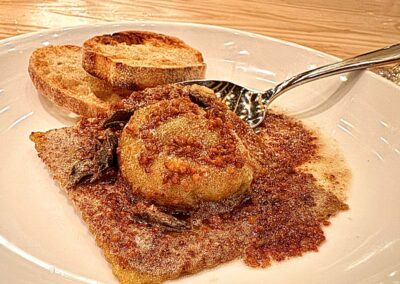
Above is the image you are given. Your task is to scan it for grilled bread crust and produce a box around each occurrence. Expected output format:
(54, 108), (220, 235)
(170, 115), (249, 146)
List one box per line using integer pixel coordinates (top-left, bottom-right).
(28, 45), (132, 117)
(82, 31), (206, 89)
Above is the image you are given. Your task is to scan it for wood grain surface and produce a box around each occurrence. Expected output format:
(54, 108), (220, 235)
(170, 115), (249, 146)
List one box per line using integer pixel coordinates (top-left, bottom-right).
(1, 0), (400, 59)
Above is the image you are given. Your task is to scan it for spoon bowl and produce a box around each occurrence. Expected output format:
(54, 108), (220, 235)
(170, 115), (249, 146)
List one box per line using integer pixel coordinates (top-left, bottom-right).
(183, 43), (400, 128)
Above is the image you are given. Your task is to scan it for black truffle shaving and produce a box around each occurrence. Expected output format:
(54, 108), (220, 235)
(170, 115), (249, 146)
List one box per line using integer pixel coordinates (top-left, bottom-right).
(132, 202), (190, 232)
(103, 110), (134, 129)
(188, 93), (210, 109)
(70, 130), (118, 186)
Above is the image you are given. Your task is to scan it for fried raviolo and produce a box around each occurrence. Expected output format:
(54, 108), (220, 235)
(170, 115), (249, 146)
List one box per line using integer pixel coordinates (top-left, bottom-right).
(119, 97), (254, 208)
(30, 84), (351, 284)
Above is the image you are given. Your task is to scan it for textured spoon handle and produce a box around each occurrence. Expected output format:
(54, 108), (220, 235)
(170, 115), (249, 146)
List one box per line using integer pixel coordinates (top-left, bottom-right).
(263, 43), (400, 104)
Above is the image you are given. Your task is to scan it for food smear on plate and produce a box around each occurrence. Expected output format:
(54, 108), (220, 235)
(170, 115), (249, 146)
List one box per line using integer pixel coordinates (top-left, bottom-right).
(30, 84), (351, 284)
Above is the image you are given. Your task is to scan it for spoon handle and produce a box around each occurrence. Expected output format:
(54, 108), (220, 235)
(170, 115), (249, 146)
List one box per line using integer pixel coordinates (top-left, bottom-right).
(262, 43), (400, 104)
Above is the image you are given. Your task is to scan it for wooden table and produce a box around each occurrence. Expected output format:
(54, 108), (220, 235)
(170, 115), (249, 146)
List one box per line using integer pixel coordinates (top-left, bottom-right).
(1, 0), (399, 82)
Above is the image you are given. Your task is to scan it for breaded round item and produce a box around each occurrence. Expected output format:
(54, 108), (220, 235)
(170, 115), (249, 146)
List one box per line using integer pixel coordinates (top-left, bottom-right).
(119, 98), (254, 208)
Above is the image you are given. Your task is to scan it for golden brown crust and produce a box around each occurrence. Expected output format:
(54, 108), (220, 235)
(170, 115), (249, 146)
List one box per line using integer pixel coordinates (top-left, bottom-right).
(82, 31), (206, 89)
(28, 45), (132, 117)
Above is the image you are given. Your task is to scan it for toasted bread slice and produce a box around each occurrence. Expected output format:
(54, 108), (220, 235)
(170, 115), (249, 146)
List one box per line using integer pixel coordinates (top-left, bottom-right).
(82, 31), (206, 89)
(28, 45), (132, 117)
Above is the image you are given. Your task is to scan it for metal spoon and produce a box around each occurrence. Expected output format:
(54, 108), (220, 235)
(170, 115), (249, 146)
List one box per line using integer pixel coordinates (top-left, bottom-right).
(182, 43), (400, 128)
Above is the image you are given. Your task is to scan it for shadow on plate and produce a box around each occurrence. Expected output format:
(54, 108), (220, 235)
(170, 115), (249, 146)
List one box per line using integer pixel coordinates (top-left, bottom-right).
(38, 93), (79, 126)
(291, 72), (362, 119)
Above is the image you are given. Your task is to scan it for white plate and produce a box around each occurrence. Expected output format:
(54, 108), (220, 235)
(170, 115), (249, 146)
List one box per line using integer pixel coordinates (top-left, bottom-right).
(0, 22), (399, 284)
